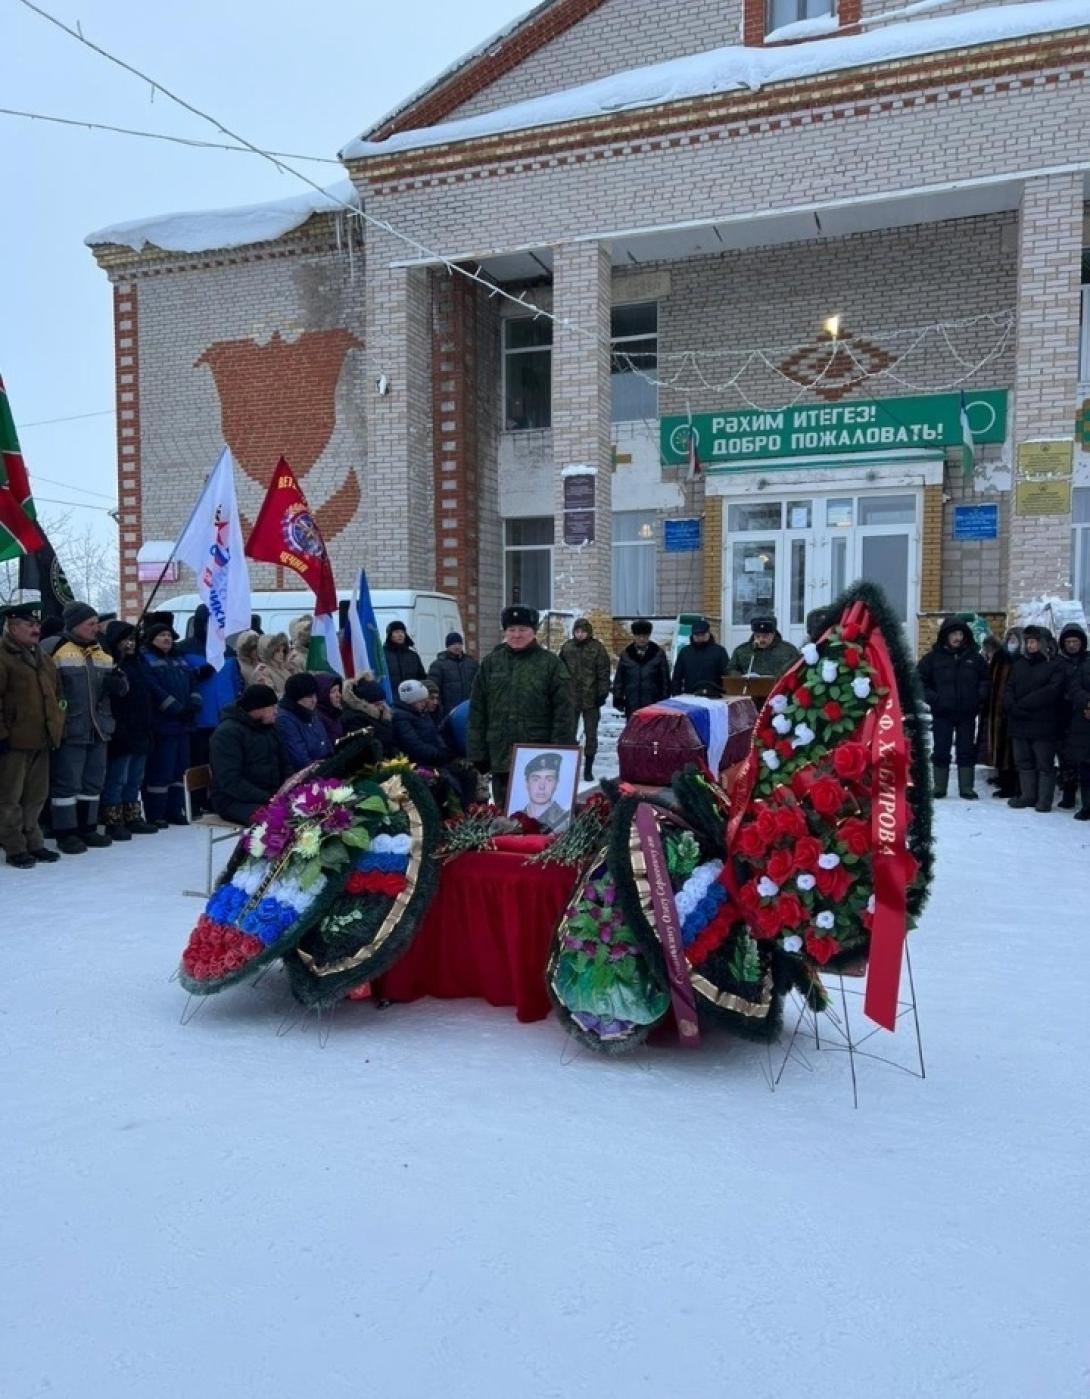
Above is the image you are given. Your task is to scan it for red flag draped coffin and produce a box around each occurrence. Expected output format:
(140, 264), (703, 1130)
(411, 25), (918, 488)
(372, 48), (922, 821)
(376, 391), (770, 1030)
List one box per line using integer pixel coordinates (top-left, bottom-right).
(618, 696), (758, 785)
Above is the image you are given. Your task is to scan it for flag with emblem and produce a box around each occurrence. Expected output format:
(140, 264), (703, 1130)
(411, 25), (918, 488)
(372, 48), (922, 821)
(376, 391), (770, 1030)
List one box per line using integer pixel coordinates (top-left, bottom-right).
(245, 457), (341, 674)
(0, 375), (47, 561)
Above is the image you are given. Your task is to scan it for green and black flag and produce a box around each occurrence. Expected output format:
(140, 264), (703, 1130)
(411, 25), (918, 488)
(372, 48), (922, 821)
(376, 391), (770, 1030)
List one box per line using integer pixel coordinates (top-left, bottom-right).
(0, 374), (46, 561)
(19, 528), (74, 619)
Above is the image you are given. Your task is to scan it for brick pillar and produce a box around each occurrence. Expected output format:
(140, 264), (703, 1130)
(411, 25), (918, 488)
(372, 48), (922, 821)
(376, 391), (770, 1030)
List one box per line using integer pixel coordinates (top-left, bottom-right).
(702, 495), (723, 627)
(1008, 173), (1082, 610)
(113, 281), (143, 615)
(551, 241), (613, 633)
(365, 242), (434, 587)
(432, 274), (486, 652)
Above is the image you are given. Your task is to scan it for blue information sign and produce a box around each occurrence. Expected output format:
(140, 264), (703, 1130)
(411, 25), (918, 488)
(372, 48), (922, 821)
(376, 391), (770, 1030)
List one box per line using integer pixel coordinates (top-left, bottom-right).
(664, 518), (701, 553)
(952, 504), (999, 541)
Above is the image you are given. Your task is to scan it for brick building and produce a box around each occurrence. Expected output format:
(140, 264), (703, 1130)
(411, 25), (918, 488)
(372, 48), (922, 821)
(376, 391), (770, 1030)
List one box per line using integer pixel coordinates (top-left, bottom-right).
(88, 0), (1090, 654)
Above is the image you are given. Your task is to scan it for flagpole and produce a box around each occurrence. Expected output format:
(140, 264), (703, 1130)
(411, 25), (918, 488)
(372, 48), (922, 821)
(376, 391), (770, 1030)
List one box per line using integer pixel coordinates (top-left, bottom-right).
(134, 460), (214, 630)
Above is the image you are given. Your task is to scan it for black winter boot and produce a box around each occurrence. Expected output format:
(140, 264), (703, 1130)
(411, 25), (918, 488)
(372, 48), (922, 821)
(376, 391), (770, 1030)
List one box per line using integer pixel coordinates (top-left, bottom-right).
(77, 799), (112, 847)
(56, 832), (87, 855)
(932, 765), (950, 798)
(102, 805), (132, 841)
(1035, 772), (1057, 813)
(1059, 782), (1078, 811)
(583, 757), (594, 783)
(1008, 771), (1037, 809)
(957, 767), (979, 800)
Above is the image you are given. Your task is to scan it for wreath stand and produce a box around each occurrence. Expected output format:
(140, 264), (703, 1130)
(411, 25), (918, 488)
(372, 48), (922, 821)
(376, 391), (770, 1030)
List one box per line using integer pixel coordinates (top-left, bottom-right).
(767, 943), (925, 1109)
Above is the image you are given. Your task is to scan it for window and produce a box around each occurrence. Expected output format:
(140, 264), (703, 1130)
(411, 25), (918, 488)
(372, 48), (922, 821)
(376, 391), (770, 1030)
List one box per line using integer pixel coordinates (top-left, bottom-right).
(858, 494), (916, 526)
(503, 317), (552, 431)
(767, 0), (835, 30)
(1073, 487), (1090, 616)
(612, 511), (656, 615)
(729, 501), (782, 533)
(610, 303), (658, 423)
(504, 517), (554, 611)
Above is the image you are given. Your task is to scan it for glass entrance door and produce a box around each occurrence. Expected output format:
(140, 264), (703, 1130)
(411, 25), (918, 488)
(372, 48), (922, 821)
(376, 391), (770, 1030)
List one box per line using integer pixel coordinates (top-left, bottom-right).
(723, 489), (921, 652)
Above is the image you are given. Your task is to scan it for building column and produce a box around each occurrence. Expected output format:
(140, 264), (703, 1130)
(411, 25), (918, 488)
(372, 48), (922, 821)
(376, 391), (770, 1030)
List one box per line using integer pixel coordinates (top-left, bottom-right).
(364, 241), (434, 588)
(550, 240), (613, 635)
(1008, 173), (1082, 610)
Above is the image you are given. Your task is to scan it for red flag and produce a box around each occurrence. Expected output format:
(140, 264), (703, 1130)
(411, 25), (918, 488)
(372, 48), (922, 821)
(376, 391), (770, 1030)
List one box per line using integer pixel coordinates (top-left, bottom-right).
(686, 424), (702, 483)
(0, 374), (46, 560)
(244, 457), (336, 613)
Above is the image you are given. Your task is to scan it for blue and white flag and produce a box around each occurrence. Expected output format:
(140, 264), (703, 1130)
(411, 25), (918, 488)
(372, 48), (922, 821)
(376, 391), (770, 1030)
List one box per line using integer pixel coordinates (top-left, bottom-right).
(348, 567), (392, 703)
(174, 446), (251, 671)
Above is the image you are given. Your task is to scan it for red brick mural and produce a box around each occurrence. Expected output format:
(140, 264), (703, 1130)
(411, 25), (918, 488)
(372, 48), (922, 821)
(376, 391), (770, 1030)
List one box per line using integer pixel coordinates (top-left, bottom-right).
(196, 328), (362, 543)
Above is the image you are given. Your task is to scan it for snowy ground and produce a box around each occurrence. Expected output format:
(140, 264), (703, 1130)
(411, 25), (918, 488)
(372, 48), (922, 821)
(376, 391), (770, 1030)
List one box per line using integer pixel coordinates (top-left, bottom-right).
(3, 741), (1089, 1397)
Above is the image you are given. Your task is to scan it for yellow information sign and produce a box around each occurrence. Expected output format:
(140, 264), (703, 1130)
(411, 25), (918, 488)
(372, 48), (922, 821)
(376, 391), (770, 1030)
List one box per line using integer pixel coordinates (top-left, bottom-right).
(1014, 479), (1072, 516)
(1017, 440), (1074, 478)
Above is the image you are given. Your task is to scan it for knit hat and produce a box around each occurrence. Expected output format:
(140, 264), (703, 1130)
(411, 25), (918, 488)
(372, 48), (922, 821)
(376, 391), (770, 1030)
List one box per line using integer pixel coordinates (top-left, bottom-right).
(62, 600), (98, 630)
(284, 672), (319, 702)
(398, 679), (430, 705)
(239, 683), (278, 713)
(445, 631), (463, 647)
(424, 677), (441, 696)
(631, 619), (653, 637)
(501, 604), (539, 630)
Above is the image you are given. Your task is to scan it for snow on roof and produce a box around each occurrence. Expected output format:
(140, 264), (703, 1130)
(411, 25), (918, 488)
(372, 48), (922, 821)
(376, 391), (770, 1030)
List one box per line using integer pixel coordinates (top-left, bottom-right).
(341, 0), (1085, 160)
(85, 179), (359, 255)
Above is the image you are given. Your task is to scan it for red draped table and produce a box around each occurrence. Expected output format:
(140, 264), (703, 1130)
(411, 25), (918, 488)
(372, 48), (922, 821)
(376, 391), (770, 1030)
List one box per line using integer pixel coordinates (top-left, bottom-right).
(372, 848), (580, 1022)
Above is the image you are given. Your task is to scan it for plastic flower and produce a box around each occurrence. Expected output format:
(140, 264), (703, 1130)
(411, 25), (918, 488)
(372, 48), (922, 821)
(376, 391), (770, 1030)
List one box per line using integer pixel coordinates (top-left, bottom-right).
(866, 894), (876, 913)
(823, 701), (843, 721)
(761, 750), (781, 770)
(772, 714), (792, 735)
(796, 872), (816, 892)
(821, 659), (838, 683)
(296, 824), (322, 859)
(782, 934), (803, 953)
(792, 722), (815, 748)
(329, 784), (355, 802)
(795, 686), (813, 709)
(757, 875), (780, 898)
(769, 693), (788, 714)
(832, 743), (868, 783)
(818, 852), (841, 869)
(805, 932), (841, 964)
(815, 910), (836, 930)
(801, 643), (819, 666)
(852, 676), (872, 699)
(246, 824), (267, 859)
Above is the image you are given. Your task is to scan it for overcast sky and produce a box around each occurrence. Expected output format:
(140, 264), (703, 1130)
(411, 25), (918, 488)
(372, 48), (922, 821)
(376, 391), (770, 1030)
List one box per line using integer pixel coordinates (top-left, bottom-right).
(0, 0), (523, 545)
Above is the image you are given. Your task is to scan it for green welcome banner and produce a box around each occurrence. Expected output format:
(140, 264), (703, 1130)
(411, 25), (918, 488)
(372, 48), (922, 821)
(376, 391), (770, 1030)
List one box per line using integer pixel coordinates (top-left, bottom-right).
(660, 389), (1008, 470)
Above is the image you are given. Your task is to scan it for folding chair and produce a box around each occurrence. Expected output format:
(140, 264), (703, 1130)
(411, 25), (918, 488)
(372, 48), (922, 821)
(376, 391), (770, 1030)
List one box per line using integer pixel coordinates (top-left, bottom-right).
(182, 765), (244, 899)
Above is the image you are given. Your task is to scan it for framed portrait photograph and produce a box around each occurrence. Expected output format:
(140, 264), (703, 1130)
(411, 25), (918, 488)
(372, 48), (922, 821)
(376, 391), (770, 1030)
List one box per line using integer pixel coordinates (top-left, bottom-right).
(504, 744), (582, 834)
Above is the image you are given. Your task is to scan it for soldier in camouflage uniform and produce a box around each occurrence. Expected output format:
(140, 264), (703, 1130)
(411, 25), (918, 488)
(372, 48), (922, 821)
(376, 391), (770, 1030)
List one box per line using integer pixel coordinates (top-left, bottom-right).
(559, 618), (611, 782)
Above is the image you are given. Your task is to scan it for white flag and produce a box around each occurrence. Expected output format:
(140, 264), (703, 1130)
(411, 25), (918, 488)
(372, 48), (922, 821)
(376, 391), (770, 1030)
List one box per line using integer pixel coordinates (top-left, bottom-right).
(174, 447), (251, 671)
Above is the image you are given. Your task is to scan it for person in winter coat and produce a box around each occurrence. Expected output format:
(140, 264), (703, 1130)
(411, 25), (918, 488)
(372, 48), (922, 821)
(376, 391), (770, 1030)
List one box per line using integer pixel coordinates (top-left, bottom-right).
(427, 632), (479, 717)
(235, 629), (262, 687)
(384, 620), (427, 693)
(983, 627), (1022, 798)
(141, 621), (201, 826)
(467, 604), (577, 804)
(916, 617), (990, 799)
(727, 615), (800, 679)
(288, 615), (312, 674)
(672, 618), (730, 697)
(177, 603), (242, 797)
(1056, 623), (1088, 809)
(209, 684), (289, 825)
(393, 679), (477, 808)
(0, 594), (65, 868)
(100, 621), (158, 839)
(314, 673), (345, 748)
(341, 675), (396, 755)
(1003, 625), (1065, 811)
(612, 618), (671, 718)
(255, 632), (294, 697)
(41, 600), (129, 853)
(276, 671), (333, 773)
(1066, 649), (1090, 820)
(560, 618), (612, 781)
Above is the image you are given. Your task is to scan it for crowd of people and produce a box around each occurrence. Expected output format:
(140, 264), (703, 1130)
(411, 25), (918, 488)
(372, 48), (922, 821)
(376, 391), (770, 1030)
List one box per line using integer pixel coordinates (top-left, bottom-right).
(3, 590), (1087, 873)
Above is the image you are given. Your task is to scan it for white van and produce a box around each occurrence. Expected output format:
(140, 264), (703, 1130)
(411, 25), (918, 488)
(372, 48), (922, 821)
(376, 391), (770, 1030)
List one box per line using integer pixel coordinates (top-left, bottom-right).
(160, 589), (464, 669)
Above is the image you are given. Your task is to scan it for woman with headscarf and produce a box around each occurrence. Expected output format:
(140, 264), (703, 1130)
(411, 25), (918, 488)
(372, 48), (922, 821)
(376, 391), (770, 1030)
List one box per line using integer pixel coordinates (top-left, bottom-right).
(314, 673), (345, 748)
(983, 626), (1022, 798)
(255, 632), (293, 698)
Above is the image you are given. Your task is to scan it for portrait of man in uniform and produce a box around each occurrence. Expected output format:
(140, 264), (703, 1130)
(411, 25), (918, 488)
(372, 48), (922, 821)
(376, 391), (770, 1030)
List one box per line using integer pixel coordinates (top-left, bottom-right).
(505, 745), (580, 833)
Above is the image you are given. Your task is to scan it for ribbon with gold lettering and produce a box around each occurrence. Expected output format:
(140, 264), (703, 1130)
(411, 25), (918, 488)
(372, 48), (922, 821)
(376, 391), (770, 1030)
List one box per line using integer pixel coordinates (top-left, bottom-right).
(863, 626), (910, 1030)
(633, 803), (701, 1046)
